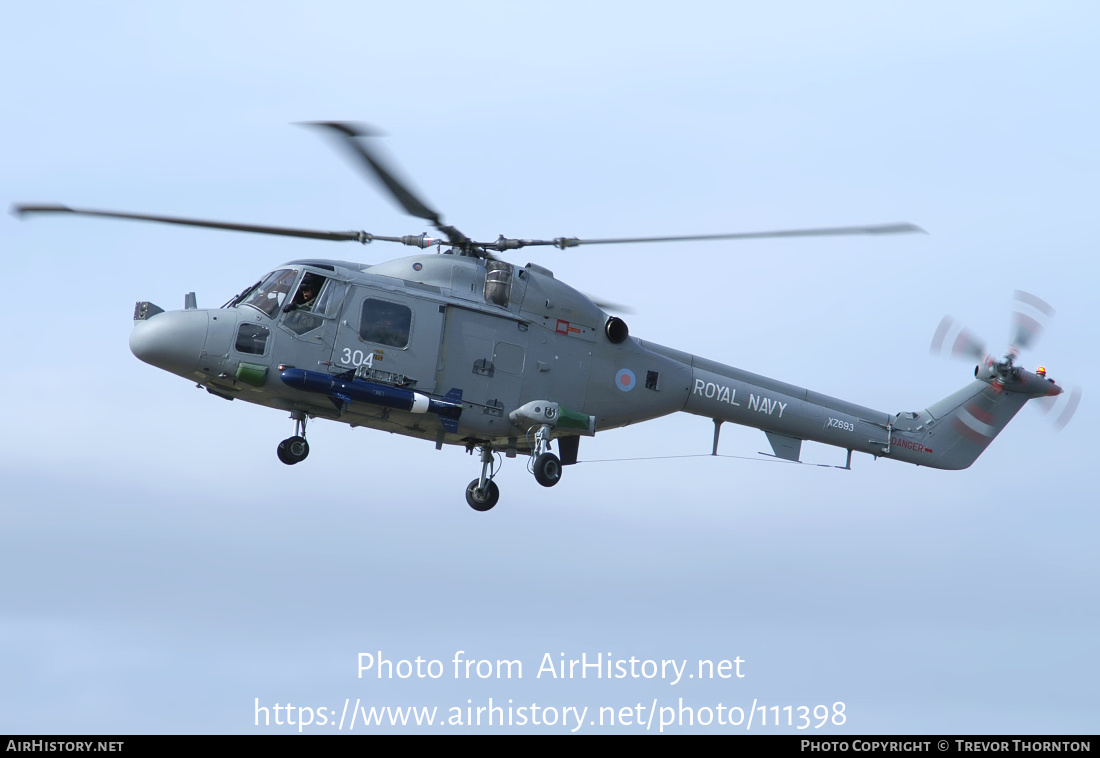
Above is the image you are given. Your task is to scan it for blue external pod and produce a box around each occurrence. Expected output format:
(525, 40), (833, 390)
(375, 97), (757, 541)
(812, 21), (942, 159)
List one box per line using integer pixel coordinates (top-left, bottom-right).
(280, 368), (463, 432)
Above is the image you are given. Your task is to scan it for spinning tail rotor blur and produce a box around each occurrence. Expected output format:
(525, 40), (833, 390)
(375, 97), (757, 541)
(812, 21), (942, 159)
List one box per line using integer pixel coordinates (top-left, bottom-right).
(930, 291), (1081, 431)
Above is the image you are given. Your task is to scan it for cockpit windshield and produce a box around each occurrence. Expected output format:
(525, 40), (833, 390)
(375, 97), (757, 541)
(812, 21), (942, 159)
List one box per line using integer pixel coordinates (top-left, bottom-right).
(235, 269), (297, 318)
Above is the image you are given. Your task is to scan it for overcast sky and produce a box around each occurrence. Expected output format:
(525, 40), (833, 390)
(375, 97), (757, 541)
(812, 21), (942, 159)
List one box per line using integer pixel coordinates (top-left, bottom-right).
(1, 1), (1096, 734)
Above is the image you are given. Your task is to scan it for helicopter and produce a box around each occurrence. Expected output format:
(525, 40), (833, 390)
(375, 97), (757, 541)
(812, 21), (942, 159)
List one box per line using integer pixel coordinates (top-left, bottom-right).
(13, 122), (1080, 511)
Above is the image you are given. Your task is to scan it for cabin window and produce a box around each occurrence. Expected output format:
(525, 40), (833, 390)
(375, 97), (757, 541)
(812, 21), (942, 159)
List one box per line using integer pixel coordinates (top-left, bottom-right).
(235, 323), (270, 355)
(359, 298), (411, 348)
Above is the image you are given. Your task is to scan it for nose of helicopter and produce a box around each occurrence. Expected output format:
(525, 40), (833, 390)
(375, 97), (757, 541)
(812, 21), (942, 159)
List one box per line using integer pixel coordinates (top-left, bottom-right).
(129, 308), (208, 376)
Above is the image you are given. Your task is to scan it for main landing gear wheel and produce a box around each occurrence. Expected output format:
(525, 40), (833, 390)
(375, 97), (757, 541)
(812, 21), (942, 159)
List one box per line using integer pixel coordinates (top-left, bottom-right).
(533, 452), (562, 487)
(277, 435), (309, 465)
(465, 479), (500, 511)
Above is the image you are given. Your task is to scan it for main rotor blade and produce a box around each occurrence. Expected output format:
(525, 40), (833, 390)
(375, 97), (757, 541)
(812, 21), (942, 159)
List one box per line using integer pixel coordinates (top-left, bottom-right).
(488, 222), (926, 250)
(12, 204), (388, 244)
(305, 122), (439, 224)
(584, 294), (635, 314)
(304, 121), (474, 249)
(566, 222), (926, 246)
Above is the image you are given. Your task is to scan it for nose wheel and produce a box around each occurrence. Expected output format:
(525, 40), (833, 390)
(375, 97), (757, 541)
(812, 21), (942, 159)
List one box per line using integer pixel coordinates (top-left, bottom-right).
(278, 411), (310, 465)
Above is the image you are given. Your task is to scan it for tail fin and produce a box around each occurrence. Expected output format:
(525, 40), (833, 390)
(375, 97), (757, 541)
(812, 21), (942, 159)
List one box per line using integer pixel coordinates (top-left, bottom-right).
(920, 381), (1030, 470)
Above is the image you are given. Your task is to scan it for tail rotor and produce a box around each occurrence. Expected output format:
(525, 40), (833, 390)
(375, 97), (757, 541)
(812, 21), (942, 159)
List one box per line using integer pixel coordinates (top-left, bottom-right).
(930, 315), (989, 363)
(1009, 289), (1056, 355)
(930, 291), (1080, 431)
(1034, 385), (1082, 432)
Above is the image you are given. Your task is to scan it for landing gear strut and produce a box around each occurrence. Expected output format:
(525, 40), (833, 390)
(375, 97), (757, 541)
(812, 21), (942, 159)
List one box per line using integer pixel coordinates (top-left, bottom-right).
(530, 424), (561, 487)
(277, 411), (310, 465)
(465, 446), (499, 511)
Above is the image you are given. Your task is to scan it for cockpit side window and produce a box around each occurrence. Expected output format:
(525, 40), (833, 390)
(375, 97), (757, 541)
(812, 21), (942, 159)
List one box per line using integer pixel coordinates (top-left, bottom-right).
(282, 274), (347, 335)
(241, 269), (297, 318)
(285, 272), (327, 313)
(313, 279), (347, 318)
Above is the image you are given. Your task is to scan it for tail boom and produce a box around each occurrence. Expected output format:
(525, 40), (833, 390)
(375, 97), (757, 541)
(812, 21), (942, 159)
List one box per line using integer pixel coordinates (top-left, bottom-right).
(641, 340), (1050, 470)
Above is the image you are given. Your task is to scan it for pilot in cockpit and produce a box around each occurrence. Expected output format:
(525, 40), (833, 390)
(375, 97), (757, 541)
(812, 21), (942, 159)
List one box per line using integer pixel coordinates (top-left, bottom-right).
(287, 273), (325, 312)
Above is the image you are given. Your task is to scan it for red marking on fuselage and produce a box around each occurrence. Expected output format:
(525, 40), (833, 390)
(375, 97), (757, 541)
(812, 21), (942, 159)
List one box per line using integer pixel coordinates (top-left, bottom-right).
(891, 436), (933, 453)
(555, 319), (580, 336)
(965, 402), (994, 425)
(951, 416), (991, 444)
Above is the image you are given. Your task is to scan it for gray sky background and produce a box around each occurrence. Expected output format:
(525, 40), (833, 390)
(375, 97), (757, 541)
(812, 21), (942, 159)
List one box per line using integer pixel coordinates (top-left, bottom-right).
(2, 1), (1096, 734)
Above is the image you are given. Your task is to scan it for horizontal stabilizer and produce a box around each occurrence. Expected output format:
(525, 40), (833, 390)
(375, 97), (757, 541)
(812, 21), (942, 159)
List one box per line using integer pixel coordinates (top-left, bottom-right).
(765, 431), (802, 462)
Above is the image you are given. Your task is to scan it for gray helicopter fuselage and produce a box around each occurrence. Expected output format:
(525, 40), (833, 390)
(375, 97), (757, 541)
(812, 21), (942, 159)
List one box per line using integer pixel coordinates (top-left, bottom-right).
(131, 253), (689, 448)
(130, 251), (1059, 471)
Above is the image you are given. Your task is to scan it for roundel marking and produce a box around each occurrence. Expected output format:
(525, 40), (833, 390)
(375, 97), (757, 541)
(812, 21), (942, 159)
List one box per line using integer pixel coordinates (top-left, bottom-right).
(615, 368), (636, 392)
